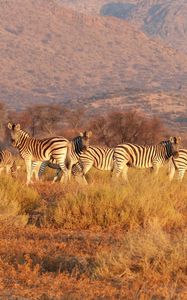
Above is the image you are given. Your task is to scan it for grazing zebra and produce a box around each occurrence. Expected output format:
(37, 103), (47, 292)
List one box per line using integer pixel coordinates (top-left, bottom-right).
(112, 137), (181, 182)
(0, 149), (17, 177)
(72, 146), (115, 184)
(7, 123), (71, 184)
(167, 148), (187, 181)
(35, 131), (92, 182)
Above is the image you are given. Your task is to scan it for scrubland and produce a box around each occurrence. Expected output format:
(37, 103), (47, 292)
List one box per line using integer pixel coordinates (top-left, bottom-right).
(0, 165), (186, 299)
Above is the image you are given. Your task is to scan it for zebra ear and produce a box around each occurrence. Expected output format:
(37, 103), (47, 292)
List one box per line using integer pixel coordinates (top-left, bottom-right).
(86, 131), (92, 138)
(7, 122), (12, 129)
(15, 124), (21, 131)
(79, 132), (84, 137)
(170, 136), (181, 144)
(169, 137), (174, 143)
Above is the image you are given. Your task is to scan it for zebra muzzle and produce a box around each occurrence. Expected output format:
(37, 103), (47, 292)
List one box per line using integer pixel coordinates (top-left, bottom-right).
(11, 139), (16, 147)
(173, 151), (179, 159)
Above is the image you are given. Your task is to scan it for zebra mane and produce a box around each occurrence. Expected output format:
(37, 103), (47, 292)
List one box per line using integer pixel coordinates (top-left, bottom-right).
(19, 129), (30, 138)
(72, 135), (83, 154)
(72, 135), (82, 142)
(11, 124), (30, 138)
(158, 140), (171, 146)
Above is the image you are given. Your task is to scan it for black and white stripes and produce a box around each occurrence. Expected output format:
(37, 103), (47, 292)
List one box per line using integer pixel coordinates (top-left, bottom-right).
(72, 146), (114, 184)
(0, 149), (15, 177)
(37, 131), (92, 182)
(168, 148), (187, 181)
(7, 122), (182, 185)
(7, 123), (70, 184)
(112, 137), (181, 182)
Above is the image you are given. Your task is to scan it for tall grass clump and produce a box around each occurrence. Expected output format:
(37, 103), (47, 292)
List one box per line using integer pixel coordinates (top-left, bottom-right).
(54, 168), (186, 230)
(95, 222), (187, 299)
(0, 175), (40, 226)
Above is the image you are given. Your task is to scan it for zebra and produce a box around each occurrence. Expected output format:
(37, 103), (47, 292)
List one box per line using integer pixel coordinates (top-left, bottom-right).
(0, 149), (18, 178)
(71, 146), (115, 184)
(112, 137), (181, 182)
(167, 148), (187, 181)
(35, 131), (92, 182)
(7, 123), (72, 184)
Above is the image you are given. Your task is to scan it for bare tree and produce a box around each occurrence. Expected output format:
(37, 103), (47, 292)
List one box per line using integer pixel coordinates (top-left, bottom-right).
(87, 109), (168, 147)
(63, 107), (86, 131)
(25, 104), (65, 136)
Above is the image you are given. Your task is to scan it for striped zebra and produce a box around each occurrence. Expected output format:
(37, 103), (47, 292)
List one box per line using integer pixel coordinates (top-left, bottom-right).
(112, 137), (181, 182)
(72, 146), (115, 184)
(0, 149), (18, 177)
(35, 131), (92, 182)
(7, 123), (71, 184)
(167, 148), (187, 181)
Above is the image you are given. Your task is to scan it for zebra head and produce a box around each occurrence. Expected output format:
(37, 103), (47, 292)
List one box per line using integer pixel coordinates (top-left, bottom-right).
(169, 136), (181, 158)
(164, 136), (181, 159)
(7, 123), (28, 147)
(79, 131), (92, 151)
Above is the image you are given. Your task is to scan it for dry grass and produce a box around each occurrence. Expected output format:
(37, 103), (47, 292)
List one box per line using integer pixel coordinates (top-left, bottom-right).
(0, 165), (186, 299)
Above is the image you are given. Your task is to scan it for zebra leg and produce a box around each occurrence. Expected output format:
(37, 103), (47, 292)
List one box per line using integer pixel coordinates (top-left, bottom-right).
(55, 159), (69, 184)
(72, 162), (88, 185)
(51, 150), (69, 183)
(31, 161), (41, 181)
(59, 164), (69, 183)
(5, 165), (11, 175)
(41, 161), (62, 183)
(65, 142), (73, 181)
(112, 160), (126, 180)
(167, 165), (175, 181)
(37, 161), (49, 181)
(53, 168), (62, 183)
(166, 158), (176, 181)
(152, 163), (160, 175)
(79, 161), (93, 184)
(25, 159), (33, 184)
(121, 165), (129, 183)
(0, 167), (3, 175)
(178, 169), (185, 182)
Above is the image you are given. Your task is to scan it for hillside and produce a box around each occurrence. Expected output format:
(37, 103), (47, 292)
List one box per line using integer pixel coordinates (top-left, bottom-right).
(87, 90), (187, 134)
(61, 0), (187, 53)
(1, 0), (187, 108)
(1, 0), (187, 132)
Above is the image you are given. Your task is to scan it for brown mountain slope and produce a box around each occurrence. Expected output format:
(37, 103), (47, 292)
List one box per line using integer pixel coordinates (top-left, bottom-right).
(1, 0), (187, 113)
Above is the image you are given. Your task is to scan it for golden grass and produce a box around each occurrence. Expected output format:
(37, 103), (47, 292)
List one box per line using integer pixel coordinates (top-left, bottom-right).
(0, 165), (186, 299)
(96, 225), (186, 299)
(52, 168), (186, 230)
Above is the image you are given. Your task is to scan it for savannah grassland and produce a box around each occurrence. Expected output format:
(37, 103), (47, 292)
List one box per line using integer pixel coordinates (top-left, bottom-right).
(0, 165), (186, 300)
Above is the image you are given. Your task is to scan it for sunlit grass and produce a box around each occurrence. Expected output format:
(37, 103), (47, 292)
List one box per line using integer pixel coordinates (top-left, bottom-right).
(96, 224), (187, 299)
(0, 162), (186, 230)
(0, 162), (186, 298)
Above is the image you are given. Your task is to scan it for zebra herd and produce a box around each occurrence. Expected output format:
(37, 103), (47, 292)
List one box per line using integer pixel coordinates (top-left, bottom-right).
(0, 122), (185, 184)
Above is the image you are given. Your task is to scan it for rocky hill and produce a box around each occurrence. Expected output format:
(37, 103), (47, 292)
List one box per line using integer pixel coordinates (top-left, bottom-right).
(61, 0), (187, 53)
